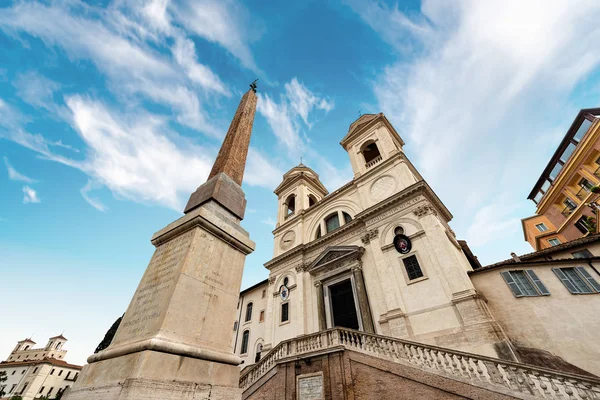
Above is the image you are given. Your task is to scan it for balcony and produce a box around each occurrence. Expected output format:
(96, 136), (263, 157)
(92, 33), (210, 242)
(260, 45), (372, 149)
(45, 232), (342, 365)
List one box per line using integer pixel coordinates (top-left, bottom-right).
(594, 165), (600, 178)
(365, 155), (382, 169)
(576, 187), (589, 200)
(561, 206), (575, 217)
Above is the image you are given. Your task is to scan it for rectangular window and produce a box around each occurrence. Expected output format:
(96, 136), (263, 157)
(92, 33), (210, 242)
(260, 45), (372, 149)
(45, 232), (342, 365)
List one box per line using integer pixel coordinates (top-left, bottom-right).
(500, 270), (550, 297)
(579, 178), (594, 191)
(261, 289), (266, 298)
(245, 303), (253, 322)
(240, 331), (249, 354)
(549, 163), (563, 181)
(403, 255), (424, 280)
(233, 321), (238, 331)
(535, 223), (548, 232)
(10, 384), (16, 393)
(50, 369), (55, 375)
(541, 180), (551, 193)
(553, 267), (600, 294)
(58, 370), (63, 376)
(574, 119), (592, 142)
(48, 387), (54, 396)
(259, 310), (265, 323)
(66, 371), (71, 379)
(564, 198), (577, 210)
(572, 249), (594, 258)
(560, 142), (577, 163)
(39, 387), (45, 394)
(548, 238), (561, 246)
(281, 303), (289, 323)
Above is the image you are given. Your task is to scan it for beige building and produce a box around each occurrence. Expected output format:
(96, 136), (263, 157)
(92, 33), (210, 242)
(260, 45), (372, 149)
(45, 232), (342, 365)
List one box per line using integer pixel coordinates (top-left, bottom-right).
(470, 235), (600, 376)
(232, 113), (514, 368)
(0, 335), (82, 400)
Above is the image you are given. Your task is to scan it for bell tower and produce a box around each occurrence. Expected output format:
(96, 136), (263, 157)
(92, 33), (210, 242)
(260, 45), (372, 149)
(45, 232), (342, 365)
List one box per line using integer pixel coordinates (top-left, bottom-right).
(273, 163), (328, 227)
(340, 113), (405, 178)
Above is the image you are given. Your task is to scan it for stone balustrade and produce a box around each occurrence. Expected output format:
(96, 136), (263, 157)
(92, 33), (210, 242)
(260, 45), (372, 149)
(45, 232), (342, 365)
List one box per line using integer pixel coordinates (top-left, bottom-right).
(240, 328), (600, 399)
(365, 155), (383, 169)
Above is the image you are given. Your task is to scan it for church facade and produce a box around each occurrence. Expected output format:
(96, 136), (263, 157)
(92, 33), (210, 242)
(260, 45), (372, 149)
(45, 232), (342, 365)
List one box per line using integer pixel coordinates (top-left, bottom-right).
(232, 113), (517, 371)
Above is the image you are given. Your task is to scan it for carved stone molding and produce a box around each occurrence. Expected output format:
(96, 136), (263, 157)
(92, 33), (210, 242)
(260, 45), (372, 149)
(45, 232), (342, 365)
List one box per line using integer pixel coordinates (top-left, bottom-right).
(268, 276), (276, 285)
(295, 264), (306, 273)
(413, 204), (437, 218)
(313, 280), (322, 288)
(361, 228), (379, 244)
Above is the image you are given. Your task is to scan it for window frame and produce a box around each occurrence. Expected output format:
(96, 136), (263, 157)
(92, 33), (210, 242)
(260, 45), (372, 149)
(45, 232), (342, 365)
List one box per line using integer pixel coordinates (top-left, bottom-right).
(501, 270), (550, 298)
(535, 223), (548, 232)
(244, 302), (253, 322)
(399, 253), (428, 284)
(553, 267), (600, 294)
(240, 330), (250, 355)
(548, 238), (561, 246)
(280, 301), (290, 324)
(325, 212), (340, 233)
(572, 249), (594, 258)
(259, 310), (265, 323)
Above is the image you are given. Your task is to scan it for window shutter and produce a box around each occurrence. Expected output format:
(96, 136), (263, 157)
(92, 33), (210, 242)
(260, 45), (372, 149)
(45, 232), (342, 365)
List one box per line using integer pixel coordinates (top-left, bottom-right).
(575, 267), (600, 293)
(501, 271), (524, 297)
(552, 268), (580, 293)
(525, 270), (550, 295)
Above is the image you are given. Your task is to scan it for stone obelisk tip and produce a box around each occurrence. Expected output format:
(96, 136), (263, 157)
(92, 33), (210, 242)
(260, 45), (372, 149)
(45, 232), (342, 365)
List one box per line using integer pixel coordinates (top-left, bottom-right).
(183, 87), (258, 219)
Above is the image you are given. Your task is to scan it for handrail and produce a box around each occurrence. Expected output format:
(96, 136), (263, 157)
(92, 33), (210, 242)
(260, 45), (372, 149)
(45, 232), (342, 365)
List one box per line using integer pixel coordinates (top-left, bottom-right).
(239, 328), (600, 399)
(365, 155), (383, 169)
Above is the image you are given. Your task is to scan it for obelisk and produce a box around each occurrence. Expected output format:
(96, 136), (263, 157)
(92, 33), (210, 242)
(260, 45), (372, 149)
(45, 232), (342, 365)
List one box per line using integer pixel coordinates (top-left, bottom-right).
(63, 85), (258, 400)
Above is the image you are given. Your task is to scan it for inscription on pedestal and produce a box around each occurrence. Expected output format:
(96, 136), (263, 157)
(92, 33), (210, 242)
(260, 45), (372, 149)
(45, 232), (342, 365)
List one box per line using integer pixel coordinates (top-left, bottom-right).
(297, 373), (323, 400)
(117, 230), (195, 340)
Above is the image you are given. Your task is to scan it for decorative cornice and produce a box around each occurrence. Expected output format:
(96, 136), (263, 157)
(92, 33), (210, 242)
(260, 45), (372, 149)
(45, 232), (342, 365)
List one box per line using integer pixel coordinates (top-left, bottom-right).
(268, 276), (276, 285)
(413, 204), (437, 218)
(361, 228), (379, 244)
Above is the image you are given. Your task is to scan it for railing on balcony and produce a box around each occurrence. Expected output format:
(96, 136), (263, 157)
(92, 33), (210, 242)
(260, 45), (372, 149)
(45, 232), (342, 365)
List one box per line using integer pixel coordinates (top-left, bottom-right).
(562, 206), (575, 217)
(239, 328), (600, 399)
(365, 155), (382, 169)
(284, 212), (294, 220)
(594, 165), (600, 178)
(576, 187), (589, 200)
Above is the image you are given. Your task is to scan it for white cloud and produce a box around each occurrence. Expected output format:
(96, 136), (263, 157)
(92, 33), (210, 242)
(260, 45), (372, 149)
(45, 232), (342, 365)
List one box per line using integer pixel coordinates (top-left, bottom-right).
(257, 78), (333, 153)
(80, 180), (108, 212)
(4, 157), (36, 183)
(171, 0), (262, 73)
(13, 71), (61, 112)
(285, 78), (334, 127)
(245, 148), (284, 189)
(172, 37), (229, 96)
(64, 95), (213, 210)
(350, 0), (600, 263)
(260, 217), (276, 226)
(465, 201), (520, 247)
(0, 1), (226, 135)
(22, 185), (40, 204)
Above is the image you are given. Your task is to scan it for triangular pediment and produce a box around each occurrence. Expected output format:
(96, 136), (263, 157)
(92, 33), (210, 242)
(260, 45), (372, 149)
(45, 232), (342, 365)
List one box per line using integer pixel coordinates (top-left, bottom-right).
(307, 245), (364, 274)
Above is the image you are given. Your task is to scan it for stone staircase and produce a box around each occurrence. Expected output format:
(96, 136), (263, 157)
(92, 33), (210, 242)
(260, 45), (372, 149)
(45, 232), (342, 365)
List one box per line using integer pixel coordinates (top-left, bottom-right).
(240, 328), (600, 399)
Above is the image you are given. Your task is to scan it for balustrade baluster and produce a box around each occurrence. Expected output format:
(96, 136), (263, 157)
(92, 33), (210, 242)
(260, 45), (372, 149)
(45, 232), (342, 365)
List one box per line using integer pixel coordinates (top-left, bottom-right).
(549, 375), (563, 399)
(558, 377), (575, 400)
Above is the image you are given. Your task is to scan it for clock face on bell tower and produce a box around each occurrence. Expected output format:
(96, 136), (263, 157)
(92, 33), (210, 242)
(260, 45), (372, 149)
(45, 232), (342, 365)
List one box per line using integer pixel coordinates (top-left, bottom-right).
(280, 230), (296, 250)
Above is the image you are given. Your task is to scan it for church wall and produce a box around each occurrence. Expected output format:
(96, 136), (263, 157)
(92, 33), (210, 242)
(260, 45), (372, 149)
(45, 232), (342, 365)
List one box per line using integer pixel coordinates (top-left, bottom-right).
(470, 263), (600, 375)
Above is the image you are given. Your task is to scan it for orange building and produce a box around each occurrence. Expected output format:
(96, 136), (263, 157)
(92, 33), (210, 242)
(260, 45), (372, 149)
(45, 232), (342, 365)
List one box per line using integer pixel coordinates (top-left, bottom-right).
(523, 108), (600, 250)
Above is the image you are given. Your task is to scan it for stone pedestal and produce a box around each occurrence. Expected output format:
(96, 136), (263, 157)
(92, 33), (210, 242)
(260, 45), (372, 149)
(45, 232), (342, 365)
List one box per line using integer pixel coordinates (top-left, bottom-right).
(63, 200), (255, 400)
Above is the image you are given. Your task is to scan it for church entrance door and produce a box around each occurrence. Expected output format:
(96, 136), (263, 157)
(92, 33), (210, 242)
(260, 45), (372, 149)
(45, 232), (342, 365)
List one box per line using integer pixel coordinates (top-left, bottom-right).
(328, 279), (360, 330)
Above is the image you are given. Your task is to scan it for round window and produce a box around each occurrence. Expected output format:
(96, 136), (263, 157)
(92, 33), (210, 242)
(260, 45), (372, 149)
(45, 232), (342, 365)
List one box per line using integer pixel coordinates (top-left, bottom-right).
(394, 226), (405, 235)
(283, 277), (289, 286)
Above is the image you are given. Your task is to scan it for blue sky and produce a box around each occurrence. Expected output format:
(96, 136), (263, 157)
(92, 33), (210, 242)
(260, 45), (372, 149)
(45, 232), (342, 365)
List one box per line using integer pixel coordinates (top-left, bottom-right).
(1, 0), (600, 365)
